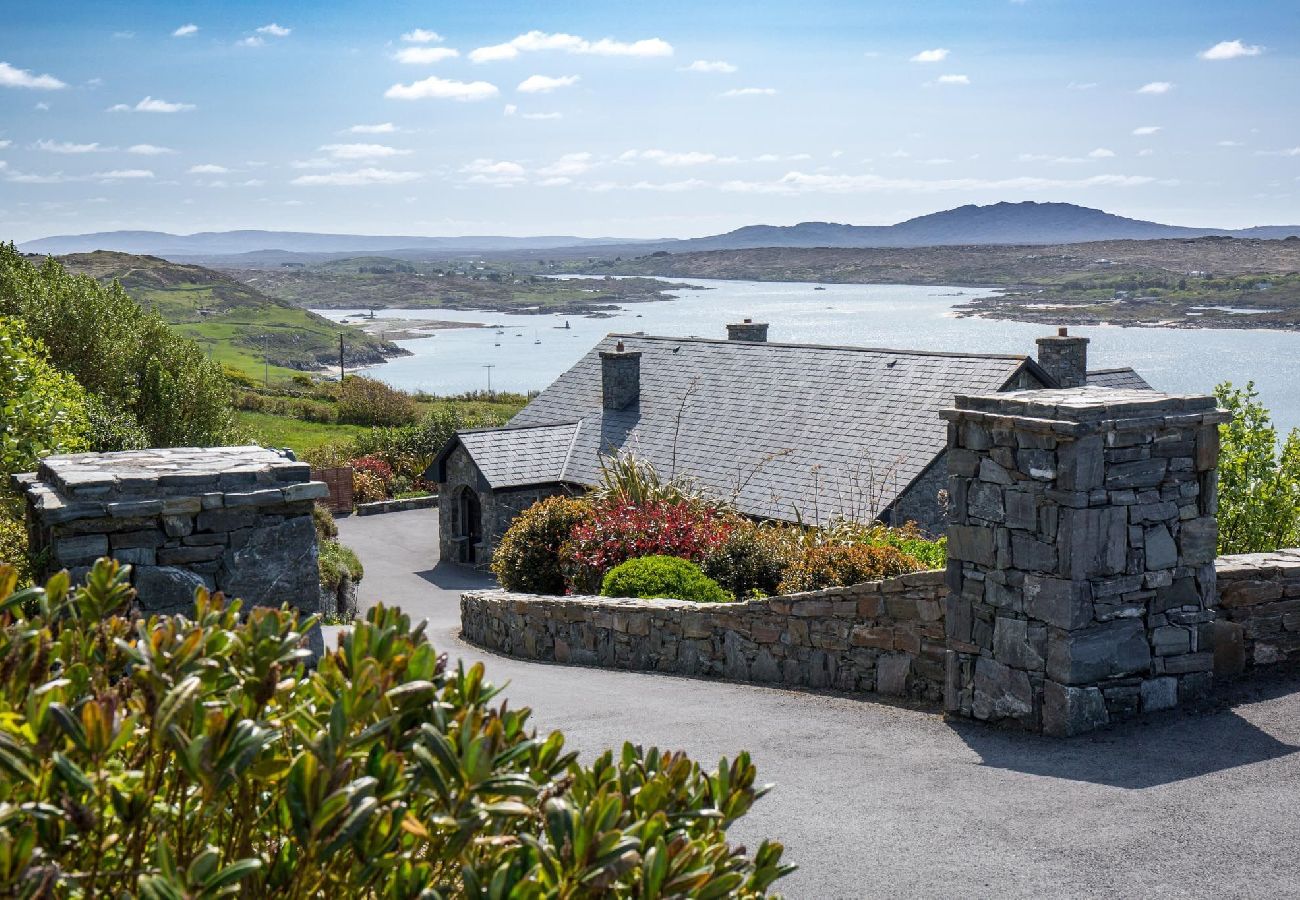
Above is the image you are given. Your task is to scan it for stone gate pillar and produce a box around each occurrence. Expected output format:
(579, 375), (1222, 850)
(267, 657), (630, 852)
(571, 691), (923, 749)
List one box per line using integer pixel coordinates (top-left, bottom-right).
(16, 446), (329, 654)
(940, 388), (1228, 735)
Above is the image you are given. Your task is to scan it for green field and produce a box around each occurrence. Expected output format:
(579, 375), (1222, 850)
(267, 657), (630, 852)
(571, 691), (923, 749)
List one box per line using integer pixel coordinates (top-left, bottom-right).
(56, 251), (398, 378)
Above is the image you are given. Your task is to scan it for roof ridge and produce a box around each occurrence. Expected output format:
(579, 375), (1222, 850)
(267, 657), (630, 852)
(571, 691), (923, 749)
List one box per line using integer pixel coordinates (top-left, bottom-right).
(1086, 366), (1138, 375)
(558, 419), (583, 483)
(457, 420), (580, 436)
(605, 332), (1031, 361)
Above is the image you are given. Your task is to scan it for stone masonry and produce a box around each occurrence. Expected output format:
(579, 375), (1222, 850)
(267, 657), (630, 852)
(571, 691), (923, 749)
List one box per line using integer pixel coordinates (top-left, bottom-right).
(17, 447), (328, 638)
(941, 387), (1229, 735)
(1215, 549), (1300, 669)
(462, 570), (949, 699)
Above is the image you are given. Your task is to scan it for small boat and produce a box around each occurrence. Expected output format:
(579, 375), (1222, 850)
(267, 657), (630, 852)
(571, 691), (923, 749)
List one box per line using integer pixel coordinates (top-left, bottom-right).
(493, 342), (501, 347)
(813, 286), (826, 291)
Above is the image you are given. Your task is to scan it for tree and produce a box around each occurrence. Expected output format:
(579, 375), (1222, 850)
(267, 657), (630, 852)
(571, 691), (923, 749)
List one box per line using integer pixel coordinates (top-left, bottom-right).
(0, 315), (89, 477)
(0, 243), (237, 448)
(1214, 381), (1300, 554)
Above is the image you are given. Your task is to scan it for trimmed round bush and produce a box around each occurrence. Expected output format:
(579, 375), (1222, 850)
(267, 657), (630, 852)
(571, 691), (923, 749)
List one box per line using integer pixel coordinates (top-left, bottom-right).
(492, 495), (591, 594)
(601, 555), (734, 603)
(777, 543), (922, 594)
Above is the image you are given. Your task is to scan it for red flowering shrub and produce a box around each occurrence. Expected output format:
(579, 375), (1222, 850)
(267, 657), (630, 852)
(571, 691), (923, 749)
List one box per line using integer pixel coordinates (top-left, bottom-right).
(561, 500), (733, 593)
(351, 454), (395, 485)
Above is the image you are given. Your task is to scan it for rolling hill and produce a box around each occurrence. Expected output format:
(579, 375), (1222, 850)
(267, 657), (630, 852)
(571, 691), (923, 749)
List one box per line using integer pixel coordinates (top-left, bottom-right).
(54, 251), (403, 378)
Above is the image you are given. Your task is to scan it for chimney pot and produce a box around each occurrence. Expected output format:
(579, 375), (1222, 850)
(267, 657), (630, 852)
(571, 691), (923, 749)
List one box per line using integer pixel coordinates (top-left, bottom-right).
(1035, 327), (1090, 389)
(726, 319), (769, 342)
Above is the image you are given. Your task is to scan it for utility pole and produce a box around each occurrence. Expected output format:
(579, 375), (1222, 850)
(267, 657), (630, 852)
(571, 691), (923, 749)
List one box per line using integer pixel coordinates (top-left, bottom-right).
(338, 332), (344, 382)
(482, 364), (495, 396)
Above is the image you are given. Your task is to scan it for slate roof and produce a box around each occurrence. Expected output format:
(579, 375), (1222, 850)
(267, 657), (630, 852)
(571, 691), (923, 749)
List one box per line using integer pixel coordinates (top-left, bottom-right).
(440, 334), (1060, 525)
(1085, 367), (1153, 390)
(454, 421), (581, 489)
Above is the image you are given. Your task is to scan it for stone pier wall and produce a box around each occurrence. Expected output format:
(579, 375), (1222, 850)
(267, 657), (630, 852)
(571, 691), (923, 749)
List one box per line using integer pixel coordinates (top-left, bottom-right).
(18, 447), (328, 621)
(462, 570), (949, 699)
(1215, 549), (1300, 669)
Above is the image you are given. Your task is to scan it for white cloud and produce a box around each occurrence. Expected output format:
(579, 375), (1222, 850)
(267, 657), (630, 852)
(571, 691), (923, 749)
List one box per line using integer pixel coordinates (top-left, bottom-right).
(108, 96), (195, 113)
(94, 169), (153, 180)
(622, 149), (738, 167)
(933, 74), (970, 85)
(189, 164), (229, 173)
(0, 61), (66, 90)
(517, 74), (579, 94)
(718, 171), (1158, 195)
(1137, 81), (1173, 94)
(319, 143), (411, 160)
(1216, 140), (1243, 147)
(34, 102), (50, 111)
(0, 140), (10, 149)
(402, 29), (443, 44)
(523, 111), (562, 120)
(394, 47), (459, 64)
(292, 167), (421, 186)
(469, 31), (672, 63)
(128, 144), (174, 155)
(385, 75), (498, 101)
(538, 152), (594, 177)
(237, 37), (264, 48)
(460, 158), (527, 185)
(503, 104), (517, 116)
(1256, 147), (1300, 157)
(721, 87), (776, 97)
(256, 23), (291, 37)
(35, 139), (106, 153)
(682, 60), (737, 73)
(1067, 81), (1098, 90)
(1088, 147), (1115, 158)
(1132, 125), (1161, 135)
(910, 48), (950, 63)
(172, 23), (199, 38)
(348, 123), (396, 134)
(1199, 39), (1263, 61)
(290, 158), (337, 169)
(1137, 148), (1155, 157)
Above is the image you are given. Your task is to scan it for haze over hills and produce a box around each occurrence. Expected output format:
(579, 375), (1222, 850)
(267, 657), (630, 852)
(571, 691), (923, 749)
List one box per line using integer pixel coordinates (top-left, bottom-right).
(18, 203), (1300, 261)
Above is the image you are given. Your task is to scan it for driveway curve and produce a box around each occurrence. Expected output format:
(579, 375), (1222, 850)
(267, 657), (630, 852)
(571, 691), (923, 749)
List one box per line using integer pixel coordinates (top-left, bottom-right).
(338, 507), (1300, 898)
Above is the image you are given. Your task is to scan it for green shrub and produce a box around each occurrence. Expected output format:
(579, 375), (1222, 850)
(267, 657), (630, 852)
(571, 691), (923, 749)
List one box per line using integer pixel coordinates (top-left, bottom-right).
(813, 518), (947, 570)
(492, 495), (591, 594)
(0, 560), (790, 896)
(1215, 381), (1300, 554)
(0, 510), (32, 586)
(312, 501), (339, 539)
(702, 521), (799, 598)
(318, 537), (364, 589)
(0, 315), (90, 475)
(777, 543), (923, 593)
(0, 244), (237, 447)
(591, 450), (713, 508)
(335, 376), (418, 427)
(601, 555), (734, 603)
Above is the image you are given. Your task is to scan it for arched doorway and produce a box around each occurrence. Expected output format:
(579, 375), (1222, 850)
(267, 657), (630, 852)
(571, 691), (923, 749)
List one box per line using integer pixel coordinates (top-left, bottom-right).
(457, 487), (482, 564)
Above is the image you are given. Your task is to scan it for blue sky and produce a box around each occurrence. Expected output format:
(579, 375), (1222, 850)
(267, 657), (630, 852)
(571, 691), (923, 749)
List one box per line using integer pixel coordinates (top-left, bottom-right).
(1, 0), (1296, 241)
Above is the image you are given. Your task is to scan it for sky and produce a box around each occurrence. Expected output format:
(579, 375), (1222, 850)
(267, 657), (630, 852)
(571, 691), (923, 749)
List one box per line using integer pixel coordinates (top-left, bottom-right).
(1, 0), (1297, 241)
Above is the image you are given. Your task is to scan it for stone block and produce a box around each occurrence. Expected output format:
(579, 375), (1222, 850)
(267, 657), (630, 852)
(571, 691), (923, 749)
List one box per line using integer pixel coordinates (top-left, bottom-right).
(1105, 458), (1168, 490)
(1042, 681), (1109, 737)
(1011, 533), (1057, 573)
(1058, 506), (1127, 579)
(979, 458), (1013, 486)
(1047, 618), (1151, 685)
(1161, 651), (1213, 674)
(1140, 677), (1178, 712)
(1004, 490), (1037, 530)
(284, 481), (330, 502)
(1144, 524), (1178, 571)
(1152, 625), (1191, 657)
(157, 545), (226, 565)
(54, 533), (108, 564)
(993, 616), (1047, 670)
(196, 508), (258, 533)
(224, 489), (288, 508)
(948, 525), (995, 567)
(112, 547), (155, 567)
(968, 481), (1005, 522)
(877, 655), (911, 696)
(1024, 574), (1093, 630)
(134, 565), (208, 614)
(944, 595), (973, 643)
(109, 529), (166, 550)
(162, 515), (194, 538)
(971, 657), (1034, 723)
(1178, 518), (1218, 565)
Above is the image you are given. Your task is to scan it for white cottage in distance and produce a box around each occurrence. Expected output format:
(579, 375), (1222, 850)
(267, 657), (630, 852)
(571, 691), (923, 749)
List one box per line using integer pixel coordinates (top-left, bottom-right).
(431, 321), (1150, 567)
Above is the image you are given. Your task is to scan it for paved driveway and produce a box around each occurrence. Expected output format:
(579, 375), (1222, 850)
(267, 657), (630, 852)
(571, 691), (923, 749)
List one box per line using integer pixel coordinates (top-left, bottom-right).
(338, 508), (1300, 899)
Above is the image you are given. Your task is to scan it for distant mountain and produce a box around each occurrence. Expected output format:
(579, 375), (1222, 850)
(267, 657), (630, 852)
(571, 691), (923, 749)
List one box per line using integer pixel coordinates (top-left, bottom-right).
(20, 229), (646, 257)
(19, 203), (1300, 260)
(640, 202), (1300, 252)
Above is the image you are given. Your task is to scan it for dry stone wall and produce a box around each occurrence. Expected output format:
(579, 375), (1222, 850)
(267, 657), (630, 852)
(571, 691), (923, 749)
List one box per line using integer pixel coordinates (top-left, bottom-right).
(18, 447), (327, 645)
(462, 570), (949, 699)
(1215, 549), (1300, 669)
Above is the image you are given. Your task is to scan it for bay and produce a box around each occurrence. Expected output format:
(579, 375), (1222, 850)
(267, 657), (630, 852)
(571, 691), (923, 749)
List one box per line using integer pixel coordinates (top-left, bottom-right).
(313, 277), (1300, 433)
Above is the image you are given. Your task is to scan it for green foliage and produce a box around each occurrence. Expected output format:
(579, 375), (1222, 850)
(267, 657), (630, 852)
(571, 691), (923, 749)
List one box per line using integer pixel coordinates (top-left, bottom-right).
(0, 244), (238, 448)
(809, 518), (947, 570)
(777, 543), (923, 594)
(492, 496), (592, 594)
(0, 510), (32, 586)
(1215, 381), (1300, 553)
(701, 521), (798, 599)
(318, 538), (364, 589)
(601, 555), (734, 604)
(590, 451), (713, 509)
(0, 315), (89, 476)
(335, 376), (418, 427)
(0, 560), (790, 897)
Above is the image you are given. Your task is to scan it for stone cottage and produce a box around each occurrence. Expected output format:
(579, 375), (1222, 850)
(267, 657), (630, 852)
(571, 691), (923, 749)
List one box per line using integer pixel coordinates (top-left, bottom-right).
(431, 323), (1149, 566)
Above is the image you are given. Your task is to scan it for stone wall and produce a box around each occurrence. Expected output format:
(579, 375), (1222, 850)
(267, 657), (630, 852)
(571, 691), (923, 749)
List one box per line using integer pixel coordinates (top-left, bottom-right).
(942, 388), (1228, 735)
(19, 447), (327, 632)
(462, 570), (949, 699)
(1215, 549), (1300, 669)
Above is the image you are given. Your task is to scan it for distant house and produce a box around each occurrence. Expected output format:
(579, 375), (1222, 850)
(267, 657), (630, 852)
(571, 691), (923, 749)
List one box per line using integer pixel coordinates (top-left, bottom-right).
(431, 321), (1149, 567)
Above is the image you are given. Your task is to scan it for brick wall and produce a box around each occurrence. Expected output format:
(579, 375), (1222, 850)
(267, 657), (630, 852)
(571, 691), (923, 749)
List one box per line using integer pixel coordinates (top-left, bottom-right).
(462, 570), (949, 699)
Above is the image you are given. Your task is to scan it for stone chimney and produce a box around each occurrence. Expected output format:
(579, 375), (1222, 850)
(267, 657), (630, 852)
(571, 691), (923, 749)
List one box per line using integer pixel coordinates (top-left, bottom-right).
(1035, 327), (1090, 388)
(599, 340), (641, 410)
(726, 318), (769, 342)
